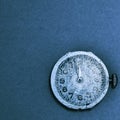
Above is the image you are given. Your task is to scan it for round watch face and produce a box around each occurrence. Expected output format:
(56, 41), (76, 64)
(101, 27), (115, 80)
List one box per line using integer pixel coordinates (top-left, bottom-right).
(50, 51), (109, 110)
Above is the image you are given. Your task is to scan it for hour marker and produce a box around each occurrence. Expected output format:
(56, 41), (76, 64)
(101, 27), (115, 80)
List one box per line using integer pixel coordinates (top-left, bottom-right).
(60, 78), (65, 84)
(93, 87), (98, 92)
(63, 70), (68, 74)
(69, 62), (73, 68)
(62, 87), (67, 92)
(78, 95), (83, 100)
(68, 92), (73, 99)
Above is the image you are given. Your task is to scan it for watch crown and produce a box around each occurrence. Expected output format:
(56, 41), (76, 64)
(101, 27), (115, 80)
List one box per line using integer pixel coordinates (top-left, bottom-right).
(110, 73), (118, 89)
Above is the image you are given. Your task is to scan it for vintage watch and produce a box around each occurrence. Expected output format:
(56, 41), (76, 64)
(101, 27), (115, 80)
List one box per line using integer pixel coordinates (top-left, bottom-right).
(50, 51), (118, 110)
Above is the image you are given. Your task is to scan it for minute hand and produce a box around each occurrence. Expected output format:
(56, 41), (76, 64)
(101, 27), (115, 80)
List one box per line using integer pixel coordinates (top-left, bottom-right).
(78, 66), (82, 78)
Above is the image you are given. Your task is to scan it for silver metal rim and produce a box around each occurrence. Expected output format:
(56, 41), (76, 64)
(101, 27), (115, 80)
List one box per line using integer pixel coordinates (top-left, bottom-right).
(50, 51), (109, 110)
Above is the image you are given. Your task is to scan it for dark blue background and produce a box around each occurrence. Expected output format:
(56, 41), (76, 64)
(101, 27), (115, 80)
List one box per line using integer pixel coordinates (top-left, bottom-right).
(0, 0), (120, 120)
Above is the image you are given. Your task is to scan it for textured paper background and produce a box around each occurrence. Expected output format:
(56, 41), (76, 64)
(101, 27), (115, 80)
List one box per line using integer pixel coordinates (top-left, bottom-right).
(0, 0), (120, 120)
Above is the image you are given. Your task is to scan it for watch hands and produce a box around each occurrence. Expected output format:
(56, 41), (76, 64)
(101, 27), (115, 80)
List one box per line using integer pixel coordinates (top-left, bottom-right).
(78, 65), (82, 78)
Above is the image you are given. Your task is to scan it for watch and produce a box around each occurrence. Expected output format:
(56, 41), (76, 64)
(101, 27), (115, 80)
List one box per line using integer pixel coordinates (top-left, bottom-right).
(50, 51), (118, 110)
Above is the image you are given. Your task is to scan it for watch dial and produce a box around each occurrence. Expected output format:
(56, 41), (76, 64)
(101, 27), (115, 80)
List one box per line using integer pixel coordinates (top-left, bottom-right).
(51, 52), (109, 109)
